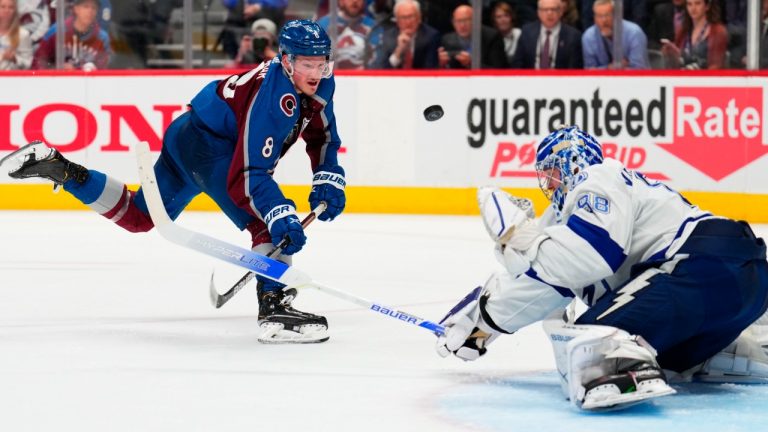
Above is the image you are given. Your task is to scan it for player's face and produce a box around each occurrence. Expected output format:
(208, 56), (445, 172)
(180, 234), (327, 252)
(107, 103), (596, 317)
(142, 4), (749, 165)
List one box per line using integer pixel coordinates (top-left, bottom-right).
(537, 166), (563, 202)
(288, 55), (332, 95)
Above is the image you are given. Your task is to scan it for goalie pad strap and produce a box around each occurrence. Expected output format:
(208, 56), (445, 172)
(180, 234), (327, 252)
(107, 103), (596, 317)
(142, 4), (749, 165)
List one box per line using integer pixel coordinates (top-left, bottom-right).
(479, 294), (514, 334)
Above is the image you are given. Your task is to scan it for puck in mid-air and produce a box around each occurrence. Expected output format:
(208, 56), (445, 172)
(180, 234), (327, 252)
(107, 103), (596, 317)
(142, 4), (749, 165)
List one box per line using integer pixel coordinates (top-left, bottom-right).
(423, 105), (444, 122)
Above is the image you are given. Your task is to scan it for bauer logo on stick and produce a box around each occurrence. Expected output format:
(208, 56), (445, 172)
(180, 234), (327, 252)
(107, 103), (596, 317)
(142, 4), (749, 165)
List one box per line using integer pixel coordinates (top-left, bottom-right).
(423, 105), (444, 122)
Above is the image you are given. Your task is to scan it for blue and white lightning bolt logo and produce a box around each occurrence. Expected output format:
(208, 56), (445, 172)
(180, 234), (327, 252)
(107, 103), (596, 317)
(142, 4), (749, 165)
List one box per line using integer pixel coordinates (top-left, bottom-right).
(596, 255), (686, 321)
(596, 271), (657, 320)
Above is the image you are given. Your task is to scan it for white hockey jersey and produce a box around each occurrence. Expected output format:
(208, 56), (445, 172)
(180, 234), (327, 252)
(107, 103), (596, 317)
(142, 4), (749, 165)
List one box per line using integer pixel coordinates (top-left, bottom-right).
(484, 158), (712, 333)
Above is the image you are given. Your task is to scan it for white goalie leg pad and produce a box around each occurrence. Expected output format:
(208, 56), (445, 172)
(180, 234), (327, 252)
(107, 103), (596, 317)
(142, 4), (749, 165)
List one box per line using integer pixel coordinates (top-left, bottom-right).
(695, 328), (768, 383)
(543, 317), (675, 410)
(750, 311), (768, 349)
(257, 322), (329, 344)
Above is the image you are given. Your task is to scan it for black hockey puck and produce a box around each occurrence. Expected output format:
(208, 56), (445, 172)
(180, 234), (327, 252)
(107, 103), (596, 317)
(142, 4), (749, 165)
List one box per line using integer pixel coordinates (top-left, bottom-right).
(423, 105), (444, 122)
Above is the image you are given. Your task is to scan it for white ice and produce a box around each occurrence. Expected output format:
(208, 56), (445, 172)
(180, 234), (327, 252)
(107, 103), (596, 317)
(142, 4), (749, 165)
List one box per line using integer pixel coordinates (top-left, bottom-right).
(1, 211), (767, 432)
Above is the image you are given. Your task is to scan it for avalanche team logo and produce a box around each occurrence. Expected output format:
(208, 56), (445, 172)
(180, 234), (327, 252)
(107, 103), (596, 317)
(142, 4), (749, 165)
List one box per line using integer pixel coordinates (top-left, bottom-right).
(280, 94), (297, 117)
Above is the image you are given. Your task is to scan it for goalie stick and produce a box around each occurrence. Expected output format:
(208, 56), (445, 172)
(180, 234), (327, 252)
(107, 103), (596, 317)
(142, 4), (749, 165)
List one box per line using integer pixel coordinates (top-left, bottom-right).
(209, 203), (327, 309)
(136, 142), (446, 336)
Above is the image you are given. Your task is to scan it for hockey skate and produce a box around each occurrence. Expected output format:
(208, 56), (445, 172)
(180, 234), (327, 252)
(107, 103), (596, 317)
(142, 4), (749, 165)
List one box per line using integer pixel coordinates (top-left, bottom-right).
(581, 359), (676, 411)
(257, 285), (329, 344)
(0, 141), (88, 188)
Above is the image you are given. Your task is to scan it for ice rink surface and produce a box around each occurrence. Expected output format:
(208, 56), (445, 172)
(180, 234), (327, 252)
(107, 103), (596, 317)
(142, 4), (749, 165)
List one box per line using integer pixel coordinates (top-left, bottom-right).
(1, 211), (767, 432)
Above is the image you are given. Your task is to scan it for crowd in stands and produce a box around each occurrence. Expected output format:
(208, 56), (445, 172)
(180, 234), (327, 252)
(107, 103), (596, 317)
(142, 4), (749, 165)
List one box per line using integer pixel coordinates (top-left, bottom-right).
(1, 0), (767, 71)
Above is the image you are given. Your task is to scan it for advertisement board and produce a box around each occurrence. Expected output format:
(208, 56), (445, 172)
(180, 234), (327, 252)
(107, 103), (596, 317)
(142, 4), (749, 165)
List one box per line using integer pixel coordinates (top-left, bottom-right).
(1, 70), (767, 220)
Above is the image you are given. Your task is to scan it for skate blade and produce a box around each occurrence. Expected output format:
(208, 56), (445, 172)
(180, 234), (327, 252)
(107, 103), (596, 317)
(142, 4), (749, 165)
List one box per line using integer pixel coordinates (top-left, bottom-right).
(0, 142), (51, 174)
(582, 380), (676, 411)
(257, 323), (329, 344)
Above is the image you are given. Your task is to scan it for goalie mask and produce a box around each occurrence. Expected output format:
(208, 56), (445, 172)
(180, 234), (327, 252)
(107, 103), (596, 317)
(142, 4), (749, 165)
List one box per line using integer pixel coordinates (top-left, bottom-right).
(535, 125), (603, 211)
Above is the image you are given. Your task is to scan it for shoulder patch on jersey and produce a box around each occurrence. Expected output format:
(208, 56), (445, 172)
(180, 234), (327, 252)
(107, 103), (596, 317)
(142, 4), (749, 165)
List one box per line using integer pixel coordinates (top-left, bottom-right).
(577, 192), (611, 214)
(279, 93), (297, 117)
(571, 171), (589, 188)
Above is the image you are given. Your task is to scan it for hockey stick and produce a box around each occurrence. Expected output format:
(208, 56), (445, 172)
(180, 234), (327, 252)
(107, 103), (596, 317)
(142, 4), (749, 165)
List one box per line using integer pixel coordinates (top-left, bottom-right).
(136, 141), (311, 287)
(307, 281), (446, 335)
(209, 203), (327, 309)
(136, 142), (445, 336)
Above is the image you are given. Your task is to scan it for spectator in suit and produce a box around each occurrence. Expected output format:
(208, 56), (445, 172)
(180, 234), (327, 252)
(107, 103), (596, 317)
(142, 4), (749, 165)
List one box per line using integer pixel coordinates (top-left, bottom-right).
(661, 0), (727, 69)
(1, 0), (34, 69)
(439, 4), (508, 69)
(317, 0), (376, 70)
(511, 0), (583, 69)
(371, 0), (440, 69)
(647, 0), (685, 50)
(492, 1), (521, 65)
(582, 0), (648, 69)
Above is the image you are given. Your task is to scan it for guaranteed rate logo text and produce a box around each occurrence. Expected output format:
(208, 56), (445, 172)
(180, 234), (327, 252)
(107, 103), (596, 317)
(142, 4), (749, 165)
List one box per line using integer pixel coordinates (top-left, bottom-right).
(466, 87), (667, 148)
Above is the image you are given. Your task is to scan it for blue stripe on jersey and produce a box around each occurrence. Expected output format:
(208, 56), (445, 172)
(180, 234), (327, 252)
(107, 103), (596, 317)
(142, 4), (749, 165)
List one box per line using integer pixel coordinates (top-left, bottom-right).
(646, 213), (713, 262)
(566, 215), (627, 272)
(492, 193), (507, 237)
(525, 268), (575, 298)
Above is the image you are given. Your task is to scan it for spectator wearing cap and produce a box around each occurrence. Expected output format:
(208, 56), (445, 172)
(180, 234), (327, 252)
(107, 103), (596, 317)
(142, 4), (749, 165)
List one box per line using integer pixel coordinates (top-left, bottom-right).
(317, 0), (375, 70)
(32, 0), (110, 69)
(582, 0), (648, 69)
(229, 17), (277, 68)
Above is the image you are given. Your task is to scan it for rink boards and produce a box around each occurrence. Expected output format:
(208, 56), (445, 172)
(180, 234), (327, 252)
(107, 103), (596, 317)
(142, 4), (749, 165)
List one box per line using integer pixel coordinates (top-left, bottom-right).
(0, 69), (767, 221)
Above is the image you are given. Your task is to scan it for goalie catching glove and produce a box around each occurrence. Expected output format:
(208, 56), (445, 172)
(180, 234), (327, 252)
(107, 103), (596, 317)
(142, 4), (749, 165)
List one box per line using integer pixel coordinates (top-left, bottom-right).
(309, 164), (346, 221)
(478, 186), (549, 275)
(436, 286), (502, 361)
(477, 186), (536, 248)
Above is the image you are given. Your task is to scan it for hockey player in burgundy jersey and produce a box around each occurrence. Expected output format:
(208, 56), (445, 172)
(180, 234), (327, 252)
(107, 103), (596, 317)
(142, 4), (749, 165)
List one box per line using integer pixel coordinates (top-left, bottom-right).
(436, 125), (768, 411)
(1, 20), (345, 344)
